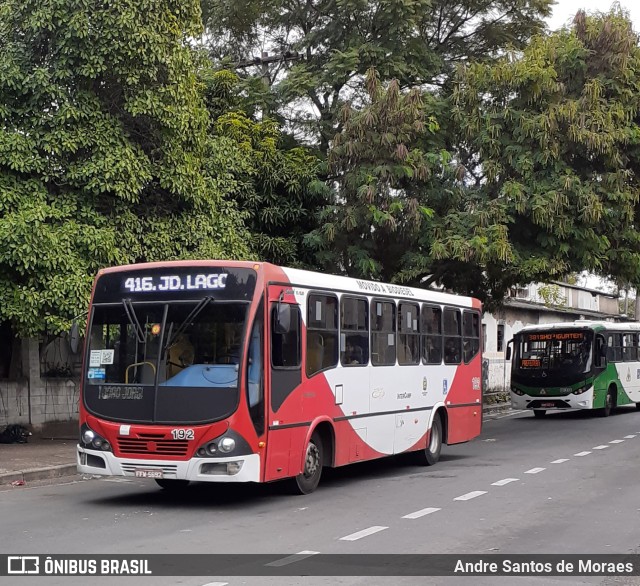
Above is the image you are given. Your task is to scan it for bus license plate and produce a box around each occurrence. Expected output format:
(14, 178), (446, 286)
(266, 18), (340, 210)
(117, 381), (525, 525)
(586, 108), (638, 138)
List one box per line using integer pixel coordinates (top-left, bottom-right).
(134, 469), (163, 479)
(540, 402), (555, 408)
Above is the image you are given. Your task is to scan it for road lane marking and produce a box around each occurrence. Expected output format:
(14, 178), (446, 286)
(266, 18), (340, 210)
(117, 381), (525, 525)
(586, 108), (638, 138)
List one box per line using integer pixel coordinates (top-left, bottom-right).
(340, 526), (388, 541)
(402, 507), (441, 519)
(266, 551), (320, 567)
(551, 459), (569, 464)
(574, 451), (591, 457)
(593, 445), (608, 450)
(624, 435), (636, 439)
(202, 583), (229, 586)
(491, 478), (519, 486)
(454, 491), (487, 501)
(610, 440), (624, 444)
(525, 467), (545, 474)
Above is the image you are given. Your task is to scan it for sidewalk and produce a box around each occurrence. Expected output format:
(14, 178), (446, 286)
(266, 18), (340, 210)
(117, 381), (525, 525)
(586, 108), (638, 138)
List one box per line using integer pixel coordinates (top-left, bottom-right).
(0, 426), (78, 486)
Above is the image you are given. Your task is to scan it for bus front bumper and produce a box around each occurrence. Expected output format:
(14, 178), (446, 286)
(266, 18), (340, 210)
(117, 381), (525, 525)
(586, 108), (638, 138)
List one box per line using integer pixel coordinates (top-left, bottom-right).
(77, 446), (261, 483)
(511, 392), (593, 411)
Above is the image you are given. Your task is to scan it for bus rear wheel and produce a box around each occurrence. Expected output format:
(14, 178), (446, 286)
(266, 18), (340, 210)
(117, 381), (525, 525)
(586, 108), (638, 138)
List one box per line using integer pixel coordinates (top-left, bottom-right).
(155, 479), (190, 491)
(289, 432), (323, 495)
(416, 414), (442, 466)
(533, 410), (546, 418)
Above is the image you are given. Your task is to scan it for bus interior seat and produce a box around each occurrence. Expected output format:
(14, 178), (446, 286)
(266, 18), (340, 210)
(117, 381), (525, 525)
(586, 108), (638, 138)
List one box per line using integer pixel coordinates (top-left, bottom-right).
(307, 332), (325, 374)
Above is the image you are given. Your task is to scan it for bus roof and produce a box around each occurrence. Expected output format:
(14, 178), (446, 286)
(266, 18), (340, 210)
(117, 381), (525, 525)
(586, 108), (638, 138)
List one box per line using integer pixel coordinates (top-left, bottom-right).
(95, 260), (480, 308)
(517, 320), (640, 333)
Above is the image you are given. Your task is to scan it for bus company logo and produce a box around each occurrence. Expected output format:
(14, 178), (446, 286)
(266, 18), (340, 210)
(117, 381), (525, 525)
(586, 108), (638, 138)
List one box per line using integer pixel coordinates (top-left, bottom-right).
(422, 377), (428, 395)
(8, 556), (39, 574)
(397, 392), (412, 400)
(442, 380), (448, 395)
(539, 389), (547, 395)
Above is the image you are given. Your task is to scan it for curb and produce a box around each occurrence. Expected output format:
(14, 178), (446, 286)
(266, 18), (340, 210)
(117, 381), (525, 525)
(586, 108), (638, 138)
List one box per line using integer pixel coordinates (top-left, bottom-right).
(0, 463), (78, 485)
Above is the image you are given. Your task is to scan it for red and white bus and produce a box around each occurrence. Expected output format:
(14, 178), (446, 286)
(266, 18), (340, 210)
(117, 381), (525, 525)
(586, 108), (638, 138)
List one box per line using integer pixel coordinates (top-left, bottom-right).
(77, 260), (483, 493)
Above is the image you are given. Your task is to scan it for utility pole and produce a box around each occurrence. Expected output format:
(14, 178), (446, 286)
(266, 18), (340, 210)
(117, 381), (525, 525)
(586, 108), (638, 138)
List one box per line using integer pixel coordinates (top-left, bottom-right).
(234, 51), (303, 87)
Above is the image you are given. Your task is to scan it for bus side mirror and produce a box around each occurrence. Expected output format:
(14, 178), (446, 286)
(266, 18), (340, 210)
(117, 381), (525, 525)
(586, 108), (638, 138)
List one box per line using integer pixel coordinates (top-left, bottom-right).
(69, 321), (80, 354)
(505, 347), (512, 361)
(274, 302), (291, 334)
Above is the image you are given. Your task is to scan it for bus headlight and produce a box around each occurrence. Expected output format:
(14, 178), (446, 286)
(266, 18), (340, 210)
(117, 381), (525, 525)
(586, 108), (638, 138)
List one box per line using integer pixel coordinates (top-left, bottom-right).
(80, 424), (112, 452)
(572, 385), (591, 395)
(218, 438), (236, 453)
(511, 387), (525, 396)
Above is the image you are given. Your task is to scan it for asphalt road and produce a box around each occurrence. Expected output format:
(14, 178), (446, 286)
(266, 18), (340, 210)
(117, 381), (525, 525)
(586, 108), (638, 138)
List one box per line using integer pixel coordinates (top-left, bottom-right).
(3, 407), (640, 586)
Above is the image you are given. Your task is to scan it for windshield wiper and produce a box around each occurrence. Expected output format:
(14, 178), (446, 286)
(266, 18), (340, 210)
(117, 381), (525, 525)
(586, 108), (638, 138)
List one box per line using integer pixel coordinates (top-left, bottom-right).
(123, 299), (146, 343)
(163, 297), (213, 351)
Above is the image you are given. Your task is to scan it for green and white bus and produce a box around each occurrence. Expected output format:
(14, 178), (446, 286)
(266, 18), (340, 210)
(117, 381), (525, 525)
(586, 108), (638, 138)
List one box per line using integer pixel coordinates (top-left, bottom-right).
(508, 321), (640, 418)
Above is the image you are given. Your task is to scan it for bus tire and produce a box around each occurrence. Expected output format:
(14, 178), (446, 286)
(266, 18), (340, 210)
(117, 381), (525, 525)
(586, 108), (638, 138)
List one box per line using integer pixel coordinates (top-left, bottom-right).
(635, 402), (640, 411)
(600, 388), (616, 417)
(416, 413), (443, 466)
(289, 432), (323, 495)
(533, 410), (546, 418)
(155, 479), (190, 491)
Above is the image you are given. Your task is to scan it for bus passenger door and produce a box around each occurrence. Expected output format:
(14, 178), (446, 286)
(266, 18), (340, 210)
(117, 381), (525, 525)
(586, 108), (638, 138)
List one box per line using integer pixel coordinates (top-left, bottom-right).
(264, 287), (303, 481)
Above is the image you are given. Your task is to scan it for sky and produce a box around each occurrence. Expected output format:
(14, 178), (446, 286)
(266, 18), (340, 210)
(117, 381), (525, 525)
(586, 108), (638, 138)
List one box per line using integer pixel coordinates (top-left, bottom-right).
(547, 0), (640, 31)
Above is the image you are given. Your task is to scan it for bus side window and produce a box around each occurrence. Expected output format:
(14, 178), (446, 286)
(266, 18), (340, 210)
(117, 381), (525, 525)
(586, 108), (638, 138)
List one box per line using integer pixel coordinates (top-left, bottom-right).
(421, 305), (442, 364)
(607, 334), (622, 362)
(271, 305), (301, 368)
(443, 308), (461, 364)
(371, 300), (396, 366)
(306, 294), (339, 377)
(340, 296), (369, 366)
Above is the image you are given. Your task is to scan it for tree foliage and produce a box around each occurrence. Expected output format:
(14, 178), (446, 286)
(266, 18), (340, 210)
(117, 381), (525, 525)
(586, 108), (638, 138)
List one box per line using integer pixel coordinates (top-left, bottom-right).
(452, 6), (640, 301)
(0, 0), (250, 337)
(203, 69), (329, 267)
(202, 0), (552, 151)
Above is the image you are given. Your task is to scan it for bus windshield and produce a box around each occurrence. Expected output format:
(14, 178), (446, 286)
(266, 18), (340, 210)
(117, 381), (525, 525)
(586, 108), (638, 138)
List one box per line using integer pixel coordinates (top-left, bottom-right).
(513, 330), (594, 383)
(83, 300), (248, 424)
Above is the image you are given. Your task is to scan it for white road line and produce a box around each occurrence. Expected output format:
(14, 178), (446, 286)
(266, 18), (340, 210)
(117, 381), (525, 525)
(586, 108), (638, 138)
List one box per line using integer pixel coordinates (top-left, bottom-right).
(265, 551), (320, 567)
(493, 410), (526, 419)
(574, 451), (591, 457)
(610, 440), (625, 444)
(593, 445), (609, 450)
(454, 491), (487, 501)
(624, 435), (636, 439)
(551, 459), (569, 464)
(525, 467), (546, 474)
(402, 507), (441, 519)
(340, 526), (388, 541)
(202, 583), (229, 586)
(491, 478), (519, 486)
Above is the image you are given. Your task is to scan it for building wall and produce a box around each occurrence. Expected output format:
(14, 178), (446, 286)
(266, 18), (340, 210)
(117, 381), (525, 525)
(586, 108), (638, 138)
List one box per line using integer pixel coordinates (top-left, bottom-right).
(0, 379), (79, 428)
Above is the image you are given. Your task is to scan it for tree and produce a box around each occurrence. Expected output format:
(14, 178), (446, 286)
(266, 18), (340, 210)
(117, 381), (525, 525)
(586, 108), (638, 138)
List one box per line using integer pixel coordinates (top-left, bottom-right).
(202, 0), (553, 152)
(306, 68), (443, 281)
(450, 6), (640, 305)
(203, 69), (328, 267)
(0, 0), (250, 338)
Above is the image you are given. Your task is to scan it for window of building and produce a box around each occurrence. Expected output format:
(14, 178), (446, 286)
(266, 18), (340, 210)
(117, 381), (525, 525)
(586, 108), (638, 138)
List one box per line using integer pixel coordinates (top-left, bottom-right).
(306, 294), (339, 377)
(371, 300), (396, 366)
(497, 324), (505, 353)
(398, 302), (420, 365)
(421, 305), (442, 364)
(340, 297), (369, 366)
(443, 308), (462, 364)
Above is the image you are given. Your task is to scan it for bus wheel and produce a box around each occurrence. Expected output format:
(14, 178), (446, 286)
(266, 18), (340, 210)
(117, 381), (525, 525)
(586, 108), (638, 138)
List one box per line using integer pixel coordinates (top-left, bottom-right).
(416, 414), (442, 466)
(533, 410), (546, 418)
(290, 432), (323, 495)
(636, 402), (640, 411)
(155, 479), (190, 491)
(600, 388), (615, 417)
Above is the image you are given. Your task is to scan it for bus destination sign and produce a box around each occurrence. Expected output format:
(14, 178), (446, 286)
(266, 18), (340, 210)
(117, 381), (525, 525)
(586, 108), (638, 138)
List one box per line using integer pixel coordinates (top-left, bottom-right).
(525, 332), (586, 342)
(123, 273), (228, 293)
(92, 267), (257, 303)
